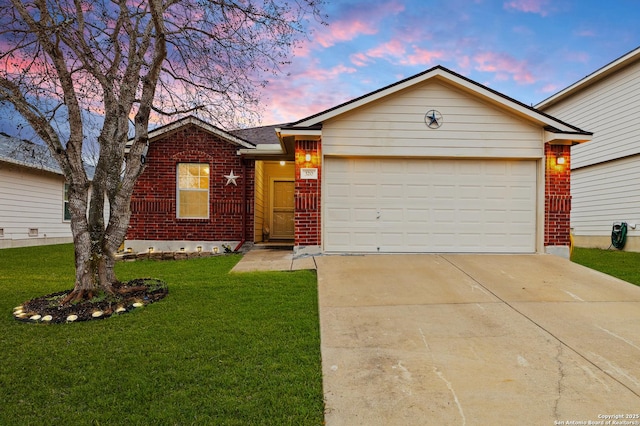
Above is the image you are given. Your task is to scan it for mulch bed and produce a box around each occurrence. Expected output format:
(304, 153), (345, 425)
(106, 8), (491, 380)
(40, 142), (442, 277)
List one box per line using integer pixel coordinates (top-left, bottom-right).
(13, 278), (168, 324)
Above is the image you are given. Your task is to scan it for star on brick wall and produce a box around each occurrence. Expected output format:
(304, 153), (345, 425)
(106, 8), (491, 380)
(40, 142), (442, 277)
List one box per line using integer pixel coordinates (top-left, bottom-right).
(224, 170), (240, 186)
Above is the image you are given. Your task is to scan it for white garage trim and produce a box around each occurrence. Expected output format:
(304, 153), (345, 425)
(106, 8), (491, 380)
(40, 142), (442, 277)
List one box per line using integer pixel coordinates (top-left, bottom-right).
(323, 157), (538, 253)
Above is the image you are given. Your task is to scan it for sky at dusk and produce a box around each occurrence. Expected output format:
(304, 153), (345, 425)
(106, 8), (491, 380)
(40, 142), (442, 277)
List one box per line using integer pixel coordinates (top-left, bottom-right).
(257, 0), (640, 125)
(1, 0), (640, 137)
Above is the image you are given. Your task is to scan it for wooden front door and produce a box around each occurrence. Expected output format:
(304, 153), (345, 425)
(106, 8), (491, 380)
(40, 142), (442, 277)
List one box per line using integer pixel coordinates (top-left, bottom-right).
(271, 180), (295, 239)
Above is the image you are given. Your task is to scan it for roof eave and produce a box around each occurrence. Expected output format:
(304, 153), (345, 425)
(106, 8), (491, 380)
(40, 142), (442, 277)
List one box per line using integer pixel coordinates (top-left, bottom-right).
(292, 65), (588, 134)
(544, 128), (593, 145)
(0, 157), (64, 175)
(142, 116), (257, 149)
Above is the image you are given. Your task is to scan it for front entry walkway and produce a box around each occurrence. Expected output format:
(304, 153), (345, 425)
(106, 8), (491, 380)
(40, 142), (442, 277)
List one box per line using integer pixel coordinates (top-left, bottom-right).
(317, 254), (640, 425)
(230, 247), (316, 272)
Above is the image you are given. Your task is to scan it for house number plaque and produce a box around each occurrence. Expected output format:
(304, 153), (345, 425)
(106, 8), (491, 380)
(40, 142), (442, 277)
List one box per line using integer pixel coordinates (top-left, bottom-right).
(301, 168), (318, 180)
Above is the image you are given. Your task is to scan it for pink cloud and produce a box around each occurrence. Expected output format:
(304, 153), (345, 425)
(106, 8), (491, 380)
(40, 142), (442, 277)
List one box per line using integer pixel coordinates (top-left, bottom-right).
(401, 47), (446, 66)
(315, 20), (379, 48)
(257, 62), (358, 124)
(474, 51), (536, 84)
(540, 83), (560, 94)
(350, 52), (372, 67)
(349, 40), (444, 69)
(503, 0), (550, 16)
(457, 55), (471, 71)
(312, 1), (405, 49)
(367, 39), (407, 59)
(349, 39), (408, 66)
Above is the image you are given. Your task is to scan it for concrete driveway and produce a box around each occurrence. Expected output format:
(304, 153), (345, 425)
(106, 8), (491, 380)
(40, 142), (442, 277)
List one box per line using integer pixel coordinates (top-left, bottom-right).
(316, 254), (640, 425)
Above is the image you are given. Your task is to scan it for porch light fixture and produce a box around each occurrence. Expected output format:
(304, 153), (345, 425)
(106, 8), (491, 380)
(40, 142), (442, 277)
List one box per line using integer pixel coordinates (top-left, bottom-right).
(305, 152), (312, 162)
(280, 160), (286, 166)
(556, 155), (566, 165)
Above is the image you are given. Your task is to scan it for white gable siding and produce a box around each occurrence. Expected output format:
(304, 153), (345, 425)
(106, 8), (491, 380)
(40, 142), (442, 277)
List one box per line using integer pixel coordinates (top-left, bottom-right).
(543, 60), (640, 169)
(322, 80), (543, 158)
(571, 156), (640, 236)
(0, 164), (72, 247)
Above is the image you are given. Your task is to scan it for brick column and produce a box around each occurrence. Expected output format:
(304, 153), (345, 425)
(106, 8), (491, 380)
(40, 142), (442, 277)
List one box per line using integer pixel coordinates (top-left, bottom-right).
(544, 143), (571, 255)
(294, 139), (321, 252)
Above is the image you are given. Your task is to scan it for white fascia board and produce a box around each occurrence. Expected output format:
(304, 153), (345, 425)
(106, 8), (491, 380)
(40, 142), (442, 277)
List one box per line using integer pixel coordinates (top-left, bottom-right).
(237, 144), (284, 156)
(0, 157), (63, 175)
(275, 128), (322, 137)
(294, 67), (583, 134)
(544, 131), (592, 145)
(536, 46), (640, 110)
(146, 116), (255, 149)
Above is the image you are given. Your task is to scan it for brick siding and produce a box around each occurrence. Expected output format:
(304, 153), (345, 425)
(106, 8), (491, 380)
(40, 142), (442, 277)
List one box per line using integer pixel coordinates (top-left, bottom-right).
(126, 125), (254, 242)
(294, 140), (322, 247)
(544, 143), (571, 247)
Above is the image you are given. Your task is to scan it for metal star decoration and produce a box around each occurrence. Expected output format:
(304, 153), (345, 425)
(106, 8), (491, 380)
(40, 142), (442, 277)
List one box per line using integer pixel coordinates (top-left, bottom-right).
(224, 170), (240, 186)
(425, 110), (443, 129)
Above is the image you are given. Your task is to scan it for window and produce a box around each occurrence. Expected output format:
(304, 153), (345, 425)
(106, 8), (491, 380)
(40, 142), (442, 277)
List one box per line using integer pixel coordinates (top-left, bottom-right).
(63, 183), (71, 221)
(177, 163), (210, 218)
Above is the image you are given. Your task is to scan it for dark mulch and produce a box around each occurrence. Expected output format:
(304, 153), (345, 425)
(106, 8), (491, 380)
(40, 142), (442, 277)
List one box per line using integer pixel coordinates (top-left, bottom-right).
(13, 278), (168, 324)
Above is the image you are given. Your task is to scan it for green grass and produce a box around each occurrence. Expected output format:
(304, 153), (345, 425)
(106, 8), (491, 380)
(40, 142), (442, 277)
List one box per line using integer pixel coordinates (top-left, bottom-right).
(0, 244), (324, 425)
(572, 247), (640, 286)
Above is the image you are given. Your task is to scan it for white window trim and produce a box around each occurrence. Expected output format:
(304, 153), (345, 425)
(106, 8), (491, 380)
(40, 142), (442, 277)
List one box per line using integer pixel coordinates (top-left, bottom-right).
(63, 183), (71, 222)
(176, 163), (210, 219)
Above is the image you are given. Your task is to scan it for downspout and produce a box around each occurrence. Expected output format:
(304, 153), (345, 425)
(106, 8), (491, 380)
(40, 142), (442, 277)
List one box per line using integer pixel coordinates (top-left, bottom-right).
(234, 159), (247, 252)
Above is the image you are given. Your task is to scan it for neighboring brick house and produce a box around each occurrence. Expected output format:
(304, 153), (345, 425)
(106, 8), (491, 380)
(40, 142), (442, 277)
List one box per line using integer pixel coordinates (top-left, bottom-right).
(126, 66), (591, 258)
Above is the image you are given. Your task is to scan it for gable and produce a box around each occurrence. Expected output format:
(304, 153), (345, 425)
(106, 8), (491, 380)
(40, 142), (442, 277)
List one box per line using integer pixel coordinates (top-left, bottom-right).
(284, 66), (591, 148)
(539, 56), (640, 169)
(147, 116), (255, 149)
(322, 79), (544, 158)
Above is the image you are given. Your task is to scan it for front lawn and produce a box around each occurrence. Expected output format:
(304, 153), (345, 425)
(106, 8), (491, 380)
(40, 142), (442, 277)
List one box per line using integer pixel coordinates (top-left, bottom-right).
(0, 244), (324, 425)
(572, 247), (640, 286)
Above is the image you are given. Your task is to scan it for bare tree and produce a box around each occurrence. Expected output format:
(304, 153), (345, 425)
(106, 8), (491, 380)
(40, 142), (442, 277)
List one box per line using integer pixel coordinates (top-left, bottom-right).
(0, 0), (325, 302)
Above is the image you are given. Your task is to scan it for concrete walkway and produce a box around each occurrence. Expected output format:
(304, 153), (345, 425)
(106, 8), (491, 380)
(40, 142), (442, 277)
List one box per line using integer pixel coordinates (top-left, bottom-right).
(230, 247), (316, 272)
(317, 254), (640, 426)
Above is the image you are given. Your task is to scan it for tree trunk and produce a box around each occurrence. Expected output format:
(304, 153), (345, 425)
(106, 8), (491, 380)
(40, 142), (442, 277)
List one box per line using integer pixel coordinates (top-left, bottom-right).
(62, 175), (120, 303)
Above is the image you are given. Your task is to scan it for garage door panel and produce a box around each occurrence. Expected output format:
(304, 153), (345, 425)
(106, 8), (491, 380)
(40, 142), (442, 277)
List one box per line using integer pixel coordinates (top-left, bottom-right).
(380, 184), (404, 199)
(326, 182), (350, 198)
(324, 158), (537, 253)
(353, 232), (377, 247)
(406, 209), (430, 224)
(353, 183), (377, 200)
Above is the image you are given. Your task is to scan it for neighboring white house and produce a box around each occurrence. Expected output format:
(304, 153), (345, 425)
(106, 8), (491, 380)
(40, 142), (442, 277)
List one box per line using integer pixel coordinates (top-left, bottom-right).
(0, 133), (74, 248)
(536, 46), (640, 251)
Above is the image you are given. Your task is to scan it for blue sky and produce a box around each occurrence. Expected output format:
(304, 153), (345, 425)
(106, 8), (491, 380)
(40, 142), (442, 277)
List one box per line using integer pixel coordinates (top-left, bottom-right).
(1, 0), (639, 136)
(258, 0), (640, 124)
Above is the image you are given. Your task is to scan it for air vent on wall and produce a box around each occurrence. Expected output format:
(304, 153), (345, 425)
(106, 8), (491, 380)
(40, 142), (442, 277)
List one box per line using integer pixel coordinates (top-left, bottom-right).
(28, 228), (38, 237)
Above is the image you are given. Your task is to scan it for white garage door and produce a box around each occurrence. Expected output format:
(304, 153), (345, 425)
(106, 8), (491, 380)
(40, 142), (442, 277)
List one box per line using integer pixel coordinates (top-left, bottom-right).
(324, 158), (537, 253)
